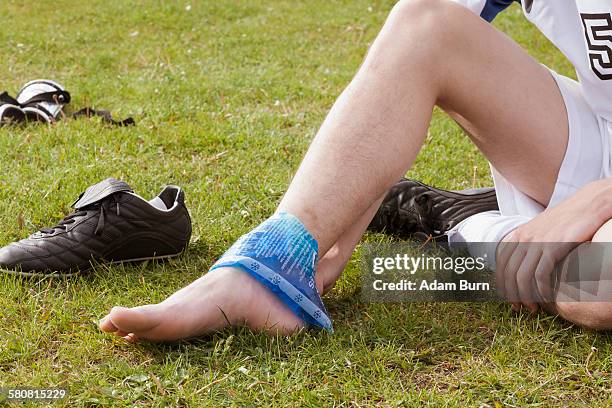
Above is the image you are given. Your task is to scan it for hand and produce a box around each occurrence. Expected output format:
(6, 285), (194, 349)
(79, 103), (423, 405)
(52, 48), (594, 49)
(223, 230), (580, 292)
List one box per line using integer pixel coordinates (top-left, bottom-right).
(496, 179), (612, 312)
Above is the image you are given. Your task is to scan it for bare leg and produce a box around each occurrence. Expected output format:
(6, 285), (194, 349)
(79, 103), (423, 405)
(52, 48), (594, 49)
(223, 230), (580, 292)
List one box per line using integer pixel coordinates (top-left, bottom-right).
(100, 0), (569, 341)
(554, 220), (612, 330)
(317, 196), (384, 294)
(278, 0), (567, 254)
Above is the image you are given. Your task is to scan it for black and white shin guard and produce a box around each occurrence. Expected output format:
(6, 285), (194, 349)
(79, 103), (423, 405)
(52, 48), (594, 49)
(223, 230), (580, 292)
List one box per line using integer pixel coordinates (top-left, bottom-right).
(0, 79), (70, 125)
(16, 79), (71, 123)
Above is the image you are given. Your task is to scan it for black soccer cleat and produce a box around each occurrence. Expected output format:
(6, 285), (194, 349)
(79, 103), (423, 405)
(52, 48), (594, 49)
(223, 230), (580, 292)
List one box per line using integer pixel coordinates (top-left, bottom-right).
(368, 178), (499, 241)
(0, 178), (192, 276)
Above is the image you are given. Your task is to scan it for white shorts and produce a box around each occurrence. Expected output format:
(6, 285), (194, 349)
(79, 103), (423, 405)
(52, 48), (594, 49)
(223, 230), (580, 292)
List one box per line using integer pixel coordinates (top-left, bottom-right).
(448, 69), (612, 268)
(494, 69), (610, 217)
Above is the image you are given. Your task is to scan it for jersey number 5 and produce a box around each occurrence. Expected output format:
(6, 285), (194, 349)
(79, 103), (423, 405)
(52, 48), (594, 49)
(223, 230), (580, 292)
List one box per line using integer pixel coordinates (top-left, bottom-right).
(581, 13), (612, 81)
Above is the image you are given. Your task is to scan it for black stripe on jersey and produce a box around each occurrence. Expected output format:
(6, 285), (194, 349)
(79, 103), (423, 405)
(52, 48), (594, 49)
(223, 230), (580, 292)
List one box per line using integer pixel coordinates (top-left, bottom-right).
(480, 0), (520, 22)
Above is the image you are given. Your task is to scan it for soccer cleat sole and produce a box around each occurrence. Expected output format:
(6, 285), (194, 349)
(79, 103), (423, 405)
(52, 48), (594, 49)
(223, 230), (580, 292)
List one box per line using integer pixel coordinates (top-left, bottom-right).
(0, 251), (185, 278)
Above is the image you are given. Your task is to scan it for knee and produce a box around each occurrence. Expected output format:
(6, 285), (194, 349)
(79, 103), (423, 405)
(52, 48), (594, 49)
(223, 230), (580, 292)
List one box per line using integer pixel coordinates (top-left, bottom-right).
(390, 0), (452, 20)
(556, 301), (612, 330)
(554, 220), (612, 330)
(387, 0), (466, 42)
(373, 0), (472, 73)
(554, 235), (612, 330)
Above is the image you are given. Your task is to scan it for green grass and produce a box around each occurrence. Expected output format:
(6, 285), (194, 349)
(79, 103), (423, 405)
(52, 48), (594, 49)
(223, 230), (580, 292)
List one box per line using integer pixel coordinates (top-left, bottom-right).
(0, 0), (610, 406)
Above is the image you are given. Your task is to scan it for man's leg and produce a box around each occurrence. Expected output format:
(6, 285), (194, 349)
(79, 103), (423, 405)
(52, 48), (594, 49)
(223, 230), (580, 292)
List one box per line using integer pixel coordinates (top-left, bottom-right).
(316, 195), (385, 294)
(100, 0), (570, 340)
(553, 220), (612, 330)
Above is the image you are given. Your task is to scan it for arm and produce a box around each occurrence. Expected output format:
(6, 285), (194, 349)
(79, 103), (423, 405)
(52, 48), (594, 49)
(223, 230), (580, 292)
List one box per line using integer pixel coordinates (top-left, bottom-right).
(496, 179), (612, 311)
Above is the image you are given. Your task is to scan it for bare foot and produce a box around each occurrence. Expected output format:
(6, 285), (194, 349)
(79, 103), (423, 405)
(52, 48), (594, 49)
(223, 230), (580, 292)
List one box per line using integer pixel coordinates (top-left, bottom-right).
(99, 261), (344, 342)
(99, 267), (313, 341)
(99, 243), (351, 342)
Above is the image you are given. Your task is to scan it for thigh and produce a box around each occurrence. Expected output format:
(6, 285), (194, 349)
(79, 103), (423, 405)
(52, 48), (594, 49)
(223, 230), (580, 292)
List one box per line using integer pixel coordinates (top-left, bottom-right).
(433, 4), (569, 207)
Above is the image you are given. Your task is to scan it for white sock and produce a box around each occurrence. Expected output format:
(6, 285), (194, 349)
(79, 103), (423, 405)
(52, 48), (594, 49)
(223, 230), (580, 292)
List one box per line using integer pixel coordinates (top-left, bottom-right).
(446, 210), (531, 271)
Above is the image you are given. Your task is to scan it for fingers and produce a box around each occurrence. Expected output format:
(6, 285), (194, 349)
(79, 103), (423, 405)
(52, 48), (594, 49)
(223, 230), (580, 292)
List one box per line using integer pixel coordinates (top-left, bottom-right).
(504, 243), (527, 305)
(515, 245), (542, 313)
(534, 248), (556, 303)
(496, 239), (519, 301)
(497, 240), (557, 313)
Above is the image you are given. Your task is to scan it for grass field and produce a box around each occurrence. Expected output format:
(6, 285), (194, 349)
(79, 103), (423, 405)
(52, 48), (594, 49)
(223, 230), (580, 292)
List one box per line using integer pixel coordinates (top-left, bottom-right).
(1, 0), (611, 406)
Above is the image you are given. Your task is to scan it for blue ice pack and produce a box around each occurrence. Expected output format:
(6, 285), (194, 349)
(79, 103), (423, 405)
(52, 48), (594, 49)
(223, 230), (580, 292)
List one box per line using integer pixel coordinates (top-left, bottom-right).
(209, 212), (333, 331)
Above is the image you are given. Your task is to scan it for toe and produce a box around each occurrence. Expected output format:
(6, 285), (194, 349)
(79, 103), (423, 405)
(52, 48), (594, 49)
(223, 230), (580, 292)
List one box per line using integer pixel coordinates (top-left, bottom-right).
(98, 315), (118, 332)
(107, 305), (163, 335)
